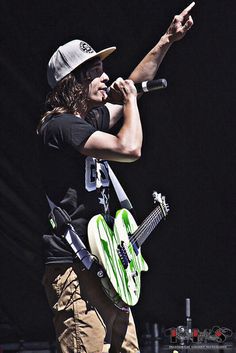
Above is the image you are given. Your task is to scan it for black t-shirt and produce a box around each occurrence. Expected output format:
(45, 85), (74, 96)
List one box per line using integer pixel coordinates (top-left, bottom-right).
(39, 106), (110, 264)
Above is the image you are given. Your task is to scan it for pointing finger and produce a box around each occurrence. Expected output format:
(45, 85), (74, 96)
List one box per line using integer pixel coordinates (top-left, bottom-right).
(180, 1), (195, 18)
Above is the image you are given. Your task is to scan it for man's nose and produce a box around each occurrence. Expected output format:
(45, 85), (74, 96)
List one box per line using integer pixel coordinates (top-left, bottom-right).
(101, 72), (109, 82)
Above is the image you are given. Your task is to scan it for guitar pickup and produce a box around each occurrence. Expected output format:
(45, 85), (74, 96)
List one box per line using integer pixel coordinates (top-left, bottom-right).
(117, 242), (130, 269)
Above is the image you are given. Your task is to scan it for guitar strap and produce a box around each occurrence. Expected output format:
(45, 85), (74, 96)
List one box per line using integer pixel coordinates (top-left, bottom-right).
(95, 158), (135, 214)
(107, 163), (134, 212)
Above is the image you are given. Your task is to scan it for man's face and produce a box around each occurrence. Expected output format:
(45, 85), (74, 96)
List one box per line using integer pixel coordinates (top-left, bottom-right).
(85, 59), (109, 106)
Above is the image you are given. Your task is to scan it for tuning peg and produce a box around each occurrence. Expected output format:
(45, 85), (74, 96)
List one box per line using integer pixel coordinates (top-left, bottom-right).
(152, 190), (158, 198)
(152, 191), (162, 204)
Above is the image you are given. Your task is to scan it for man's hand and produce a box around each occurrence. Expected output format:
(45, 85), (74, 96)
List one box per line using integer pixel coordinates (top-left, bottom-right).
(106, 77), (137, 105)
(165, 2), (195, 43)
(106, 84), (124, 105)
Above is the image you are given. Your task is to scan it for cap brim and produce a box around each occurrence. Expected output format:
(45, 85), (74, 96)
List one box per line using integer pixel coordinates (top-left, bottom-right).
(96, 47), (116, 61)
(75, 46), (116, 71)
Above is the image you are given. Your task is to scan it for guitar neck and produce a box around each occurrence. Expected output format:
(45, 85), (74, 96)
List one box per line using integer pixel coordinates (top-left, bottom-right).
(131, 205), (165, 247)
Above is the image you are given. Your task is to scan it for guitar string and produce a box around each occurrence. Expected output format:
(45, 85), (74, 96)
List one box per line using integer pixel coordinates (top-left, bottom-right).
(130, 213), (163, 245)
(131, 208), (162, 242)
(133, 210), (163, 239)
(130, 206), (164, 245)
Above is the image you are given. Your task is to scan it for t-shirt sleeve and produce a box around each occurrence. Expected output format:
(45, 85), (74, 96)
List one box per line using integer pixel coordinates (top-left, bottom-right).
(85, 106), (110, 132)
(69, 107), (110, 150)
(68, 116), (97, 150)
(41, 114), (96, 151)
(41, 110), (110, 152)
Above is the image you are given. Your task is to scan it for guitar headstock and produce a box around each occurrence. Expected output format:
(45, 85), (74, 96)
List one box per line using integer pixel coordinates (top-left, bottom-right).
(152, 191), (170, 217)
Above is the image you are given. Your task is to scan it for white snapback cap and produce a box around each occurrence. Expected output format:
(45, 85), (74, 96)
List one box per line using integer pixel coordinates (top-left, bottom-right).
(47, 39), (116, 88)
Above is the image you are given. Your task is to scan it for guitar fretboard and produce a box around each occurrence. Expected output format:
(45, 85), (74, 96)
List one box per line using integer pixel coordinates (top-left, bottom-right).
(130, 205), (165, 247)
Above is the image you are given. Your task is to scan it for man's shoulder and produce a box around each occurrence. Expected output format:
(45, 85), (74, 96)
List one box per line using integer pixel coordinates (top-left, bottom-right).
(50, 113), (80, 123)
(46, 113), (89, 131)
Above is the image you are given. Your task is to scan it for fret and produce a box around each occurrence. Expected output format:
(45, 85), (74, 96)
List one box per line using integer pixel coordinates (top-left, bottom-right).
(130, 193), (169, 247)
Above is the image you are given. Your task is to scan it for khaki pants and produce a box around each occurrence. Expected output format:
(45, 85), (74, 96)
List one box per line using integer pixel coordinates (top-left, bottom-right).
(43, 263), (139, 353)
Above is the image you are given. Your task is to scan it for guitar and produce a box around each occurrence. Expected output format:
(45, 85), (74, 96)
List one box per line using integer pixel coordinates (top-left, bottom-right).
(88, 192), (169, 309)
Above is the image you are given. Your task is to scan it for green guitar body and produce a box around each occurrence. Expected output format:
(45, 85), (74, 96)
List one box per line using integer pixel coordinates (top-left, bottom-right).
(88, 209), (148, 308)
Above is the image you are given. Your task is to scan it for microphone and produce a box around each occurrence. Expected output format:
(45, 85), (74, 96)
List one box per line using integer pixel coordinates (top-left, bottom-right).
(135, 78), (167, 93)
(106, 78), (167, 96)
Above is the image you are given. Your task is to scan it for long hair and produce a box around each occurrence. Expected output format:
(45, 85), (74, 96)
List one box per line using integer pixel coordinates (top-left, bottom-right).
(37, 62), (93, 134)
(37, 73), (88, 133)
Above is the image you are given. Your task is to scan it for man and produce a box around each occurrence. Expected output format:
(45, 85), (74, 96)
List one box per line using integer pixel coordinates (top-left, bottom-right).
(39, 3), (195, 352)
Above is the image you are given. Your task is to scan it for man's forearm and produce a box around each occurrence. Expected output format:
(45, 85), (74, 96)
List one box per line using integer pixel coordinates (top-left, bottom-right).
(117, 96), (142, 160)
(128, 34), (172, 83)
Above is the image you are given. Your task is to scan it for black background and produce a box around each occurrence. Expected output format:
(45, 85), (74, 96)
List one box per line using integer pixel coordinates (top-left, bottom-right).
(1, 0), (236, 343)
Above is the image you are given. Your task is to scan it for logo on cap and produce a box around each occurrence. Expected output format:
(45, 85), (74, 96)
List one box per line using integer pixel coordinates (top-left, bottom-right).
(80, 41), (95, 54)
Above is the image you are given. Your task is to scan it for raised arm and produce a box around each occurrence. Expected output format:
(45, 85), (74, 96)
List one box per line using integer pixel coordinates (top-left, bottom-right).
(107, 2), (195, 127)
(129, 2), (195, 82)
